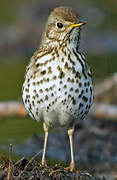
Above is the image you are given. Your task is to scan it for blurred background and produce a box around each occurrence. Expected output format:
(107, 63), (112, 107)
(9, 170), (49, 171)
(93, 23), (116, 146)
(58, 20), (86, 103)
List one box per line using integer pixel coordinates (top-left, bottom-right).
(0, 0), (117, 178)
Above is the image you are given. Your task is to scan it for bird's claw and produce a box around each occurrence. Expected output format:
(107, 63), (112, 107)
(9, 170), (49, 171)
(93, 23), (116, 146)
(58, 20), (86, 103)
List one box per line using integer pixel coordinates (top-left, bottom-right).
(65, 162), (75, 172)
(41, 160), (47, 167)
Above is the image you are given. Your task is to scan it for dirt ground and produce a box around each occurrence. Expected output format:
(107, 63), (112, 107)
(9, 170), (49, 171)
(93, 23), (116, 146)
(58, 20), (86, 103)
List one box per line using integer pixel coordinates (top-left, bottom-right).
(0, 116), (117, 179)
(0, 157), (107, 180)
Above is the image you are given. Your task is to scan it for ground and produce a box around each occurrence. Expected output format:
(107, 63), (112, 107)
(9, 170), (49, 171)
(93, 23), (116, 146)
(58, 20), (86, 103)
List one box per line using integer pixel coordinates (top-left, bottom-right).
(0, 157), (106, 180)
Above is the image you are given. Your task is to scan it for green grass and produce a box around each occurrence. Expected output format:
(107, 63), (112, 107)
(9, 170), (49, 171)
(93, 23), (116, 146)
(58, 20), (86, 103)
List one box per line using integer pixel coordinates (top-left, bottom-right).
(0, 117), (43, 144)
(0, 116), (43, 161)
(0, 57), (26, 101)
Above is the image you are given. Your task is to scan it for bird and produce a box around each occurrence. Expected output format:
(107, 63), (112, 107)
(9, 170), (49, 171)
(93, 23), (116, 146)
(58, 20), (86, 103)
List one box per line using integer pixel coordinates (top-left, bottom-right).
(22, 6), (94, 171)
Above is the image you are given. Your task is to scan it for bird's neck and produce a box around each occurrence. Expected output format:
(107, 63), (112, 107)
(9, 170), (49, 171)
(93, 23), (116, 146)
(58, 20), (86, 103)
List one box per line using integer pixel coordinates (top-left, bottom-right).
(67, 28), (81, 52)
(39, 28), (81, 52)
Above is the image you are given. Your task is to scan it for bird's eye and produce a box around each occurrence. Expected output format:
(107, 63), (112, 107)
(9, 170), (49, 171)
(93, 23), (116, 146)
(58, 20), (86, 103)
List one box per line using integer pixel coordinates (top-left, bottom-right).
(57, 22), (63, 29)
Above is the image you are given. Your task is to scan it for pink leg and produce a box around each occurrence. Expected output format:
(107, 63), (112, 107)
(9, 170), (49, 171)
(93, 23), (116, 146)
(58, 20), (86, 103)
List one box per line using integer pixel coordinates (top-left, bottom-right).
(41, 122), (48, 166)
(66, 128), (75, 171)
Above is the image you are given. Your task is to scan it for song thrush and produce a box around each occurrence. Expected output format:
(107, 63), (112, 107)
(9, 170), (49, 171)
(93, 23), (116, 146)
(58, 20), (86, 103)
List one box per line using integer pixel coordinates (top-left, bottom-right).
(22, 6), (94, 171)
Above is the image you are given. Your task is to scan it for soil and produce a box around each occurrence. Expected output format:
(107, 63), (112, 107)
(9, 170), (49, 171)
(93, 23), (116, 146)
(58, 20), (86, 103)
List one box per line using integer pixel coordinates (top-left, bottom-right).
(0, 157), (106, 180)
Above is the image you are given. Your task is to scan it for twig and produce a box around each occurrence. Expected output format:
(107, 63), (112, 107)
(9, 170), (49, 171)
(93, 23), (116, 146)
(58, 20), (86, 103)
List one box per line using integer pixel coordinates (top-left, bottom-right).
(29, 176), (34, 180)
(7, 144), (13, 180)
(18, 150), (42, 178)
(0, 153), (9, 166)
(14, 157), (26, 168)
(23, 149), (42, 171)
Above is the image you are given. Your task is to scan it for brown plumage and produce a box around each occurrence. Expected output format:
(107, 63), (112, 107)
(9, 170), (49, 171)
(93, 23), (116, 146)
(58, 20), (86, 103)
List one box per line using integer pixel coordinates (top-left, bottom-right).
(22, 6), (94, 171)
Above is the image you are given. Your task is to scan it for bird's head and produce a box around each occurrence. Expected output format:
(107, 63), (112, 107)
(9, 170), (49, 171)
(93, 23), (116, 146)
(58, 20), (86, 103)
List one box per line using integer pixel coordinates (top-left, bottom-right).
(40, 7), (86, 48)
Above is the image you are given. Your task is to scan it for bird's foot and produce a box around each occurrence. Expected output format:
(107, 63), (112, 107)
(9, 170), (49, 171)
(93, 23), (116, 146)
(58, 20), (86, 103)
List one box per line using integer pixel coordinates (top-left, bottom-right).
(41, 160), (47, 167)
(65, 162), (75, 172)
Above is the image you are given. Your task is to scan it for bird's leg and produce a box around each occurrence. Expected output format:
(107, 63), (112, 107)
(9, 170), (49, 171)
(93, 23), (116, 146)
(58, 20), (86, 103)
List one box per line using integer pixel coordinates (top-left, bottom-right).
(67, 127), (75, 171)
(41, 122), (48, 166)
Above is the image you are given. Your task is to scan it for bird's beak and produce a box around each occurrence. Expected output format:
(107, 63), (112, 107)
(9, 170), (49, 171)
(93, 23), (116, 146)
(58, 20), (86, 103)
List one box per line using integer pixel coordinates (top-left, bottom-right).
(67, 20), (86, 28)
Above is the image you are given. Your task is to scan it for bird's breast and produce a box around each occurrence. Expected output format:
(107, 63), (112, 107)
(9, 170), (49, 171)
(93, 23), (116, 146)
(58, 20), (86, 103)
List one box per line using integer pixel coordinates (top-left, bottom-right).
(22, 48), (93, 127)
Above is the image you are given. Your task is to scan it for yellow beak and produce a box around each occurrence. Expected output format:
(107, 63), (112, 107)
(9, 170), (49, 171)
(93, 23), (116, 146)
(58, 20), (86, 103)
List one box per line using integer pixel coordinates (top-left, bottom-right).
(67, 22), (86, 28)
